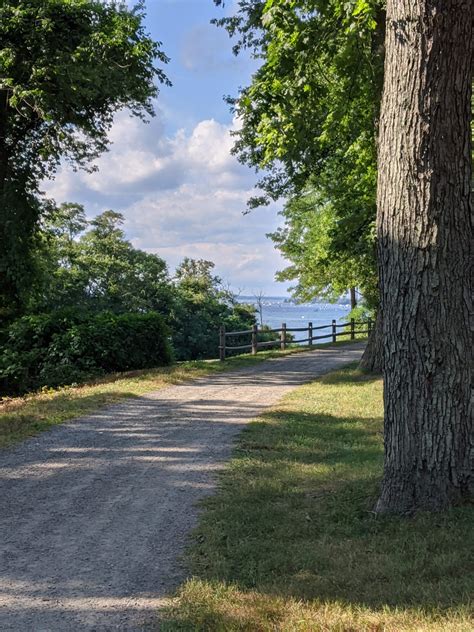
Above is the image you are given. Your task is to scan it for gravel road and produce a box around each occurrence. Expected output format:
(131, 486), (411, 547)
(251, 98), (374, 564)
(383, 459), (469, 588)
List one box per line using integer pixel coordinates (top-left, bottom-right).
(0, 343), (365, 631)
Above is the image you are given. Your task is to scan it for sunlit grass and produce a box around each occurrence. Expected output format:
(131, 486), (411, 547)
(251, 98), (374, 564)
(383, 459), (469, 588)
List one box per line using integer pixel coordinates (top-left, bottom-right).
(160, 367), (473, 631)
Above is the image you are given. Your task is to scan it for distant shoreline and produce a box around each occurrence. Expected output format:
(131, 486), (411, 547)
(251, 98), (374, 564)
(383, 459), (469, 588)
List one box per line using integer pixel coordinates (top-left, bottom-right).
(237, 296), (351, 307)
(235, 297), (352, 333)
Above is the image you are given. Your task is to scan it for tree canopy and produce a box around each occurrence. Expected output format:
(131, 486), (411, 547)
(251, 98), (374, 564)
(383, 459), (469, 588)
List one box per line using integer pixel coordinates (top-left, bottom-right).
(0, 0), (170, 317)
(215, 0), (385, 306)
(0, 203), (257, 375)
(216, 0), (384, 200)
(32, 205), (172, 315)
(268, 186), (377, 308)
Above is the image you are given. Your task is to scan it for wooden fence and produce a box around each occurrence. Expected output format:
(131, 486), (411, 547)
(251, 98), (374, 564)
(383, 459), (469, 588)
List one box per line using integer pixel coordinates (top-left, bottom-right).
(219, 319), (372, 361)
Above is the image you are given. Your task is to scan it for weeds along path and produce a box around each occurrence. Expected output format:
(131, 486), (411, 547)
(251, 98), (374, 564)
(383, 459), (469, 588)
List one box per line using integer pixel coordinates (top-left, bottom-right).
(0, 343), (365, 631)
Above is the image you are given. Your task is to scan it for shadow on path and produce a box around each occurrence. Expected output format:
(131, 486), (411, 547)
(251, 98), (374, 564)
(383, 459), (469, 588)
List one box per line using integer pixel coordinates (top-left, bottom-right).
(0, 343), (365, 631)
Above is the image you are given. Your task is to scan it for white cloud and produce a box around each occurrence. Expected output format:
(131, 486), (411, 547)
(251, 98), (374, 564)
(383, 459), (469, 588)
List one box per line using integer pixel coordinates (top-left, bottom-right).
(148, 241), (285, 295)
(42, 109), (289, 294)
(187, 119), (234, 170)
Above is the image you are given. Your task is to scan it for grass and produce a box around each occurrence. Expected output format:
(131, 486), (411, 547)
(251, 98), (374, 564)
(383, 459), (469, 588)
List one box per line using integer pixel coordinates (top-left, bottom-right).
(0, 341), (355, 450)
(160, 367), (474, 631)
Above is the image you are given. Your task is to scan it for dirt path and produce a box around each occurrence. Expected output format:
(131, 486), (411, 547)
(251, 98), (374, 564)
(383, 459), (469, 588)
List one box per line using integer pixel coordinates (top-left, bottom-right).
(0, 343), (365, 631)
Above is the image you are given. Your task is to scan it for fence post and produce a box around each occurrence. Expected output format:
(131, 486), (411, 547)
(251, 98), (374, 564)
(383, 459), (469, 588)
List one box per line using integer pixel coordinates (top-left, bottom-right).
(332, 319), (337, 343)
(280, 323), (287, 351)
(219, 325), (226, 361)
(367, 318), (373, 336)
(251, 324), (258, 355)
(308, 321), (313, 347)
(350, 318), (355, 341)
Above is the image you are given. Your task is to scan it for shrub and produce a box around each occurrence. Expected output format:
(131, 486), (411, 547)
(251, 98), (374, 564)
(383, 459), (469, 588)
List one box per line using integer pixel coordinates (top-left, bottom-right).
(170, 297), (256, 361)
(0, 310), (172, 395)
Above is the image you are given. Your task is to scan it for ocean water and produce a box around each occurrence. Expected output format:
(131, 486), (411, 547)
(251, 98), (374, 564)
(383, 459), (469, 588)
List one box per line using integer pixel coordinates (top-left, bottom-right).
(237, 296), (351, 344)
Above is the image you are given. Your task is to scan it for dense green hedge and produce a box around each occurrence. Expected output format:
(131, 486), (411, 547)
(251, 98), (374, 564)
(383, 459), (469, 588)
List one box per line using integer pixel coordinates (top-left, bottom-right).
(170, 300), (256, 361)
(0, 310), (173, 395)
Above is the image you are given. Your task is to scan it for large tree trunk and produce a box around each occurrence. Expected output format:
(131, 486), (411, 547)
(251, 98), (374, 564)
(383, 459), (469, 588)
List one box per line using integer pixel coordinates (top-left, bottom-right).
(375, 0), (472, 514)
(0, 87), (13, 320)
(349, 286), (357, 310)
(359, 309), (383, 373)
(0, 90), (39, 320)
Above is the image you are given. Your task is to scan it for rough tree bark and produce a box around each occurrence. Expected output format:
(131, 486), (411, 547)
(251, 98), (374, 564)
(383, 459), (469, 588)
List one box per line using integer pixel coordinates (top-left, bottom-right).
(375, 0), (472, 513)
(359, 309), (383, 373)
(350, 286), (357, 310)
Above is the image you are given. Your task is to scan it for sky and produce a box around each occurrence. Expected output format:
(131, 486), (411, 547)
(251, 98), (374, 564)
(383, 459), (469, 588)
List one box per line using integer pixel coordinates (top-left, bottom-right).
(43, 0), (292, 296)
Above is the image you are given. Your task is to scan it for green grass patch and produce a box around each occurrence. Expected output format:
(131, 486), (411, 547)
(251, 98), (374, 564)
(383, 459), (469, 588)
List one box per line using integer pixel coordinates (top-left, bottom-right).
(160, 367), (473, 631)
(0, 342), (343, 450)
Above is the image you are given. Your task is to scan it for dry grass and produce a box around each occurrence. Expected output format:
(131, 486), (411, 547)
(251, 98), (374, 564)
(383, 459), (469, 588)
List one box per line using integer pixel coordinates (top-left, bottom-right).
(163, 580), (472, 631)
(160, 368), (473, 631)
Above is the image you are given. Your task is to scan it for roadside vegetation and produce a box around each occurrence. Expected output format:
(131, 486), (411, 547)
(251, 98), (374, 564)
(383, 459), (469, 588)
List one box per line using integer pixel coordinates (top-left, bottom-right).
(160, 367), (473, 631)
(0, 207), (259, 397)
(0, 344), (329, 449)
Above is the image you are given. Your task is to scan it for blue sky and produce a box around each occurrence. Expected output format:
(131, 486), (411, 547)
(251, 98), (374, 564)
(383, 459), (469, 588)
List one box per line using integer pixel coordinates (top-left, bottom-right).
(148, 0), (257, 132)
(44, 0), (290, 296)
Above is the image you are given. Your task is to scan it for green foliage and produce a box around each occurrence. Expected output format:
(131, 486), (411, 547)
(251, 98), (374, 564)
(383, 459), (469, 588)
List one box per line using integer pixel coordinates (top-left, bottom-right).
(2, 194), (257, 384)
(0, 0), (168, 183)
(214, 0), (385, 307)
(0, 0), (169, 315)
(170, 259), (256, 361)
(269, 187), (378, 308)
(0, 178), (47, 318)
(33, 217), (254, 362)
(345, 303), (375, 324)
(217, 0), (384, 202)
(31, 205), (173, 315)
(0, 310), (172, 395)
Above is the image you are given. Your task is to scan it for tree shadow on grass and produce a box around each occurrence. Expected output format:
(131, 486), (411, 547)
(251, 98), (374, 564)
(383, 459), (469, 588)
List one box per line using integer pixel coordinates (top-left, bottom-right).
(317, 367), (382, 386)
(183, 407), (473, 618)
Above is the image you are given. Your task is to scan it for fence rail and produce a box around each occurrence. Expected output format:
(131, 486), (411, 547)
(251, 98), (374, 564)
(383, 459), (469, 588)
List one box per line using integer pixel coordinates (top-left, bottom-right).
(219, 318), (372, 361)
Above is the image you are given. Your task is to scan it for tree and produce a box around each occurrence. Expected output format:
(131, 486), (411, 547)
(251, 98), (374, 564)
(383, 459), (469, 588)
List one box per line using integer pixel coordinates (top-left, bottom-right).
(375, 0), (472, 513)
(0, 0), (169, 317)
(22, 216), (253, 362)
(253, 290), (265, 326)
(171, 259), (256, 360)
(47, 202), (88, 242)
(214, 0), (385, 368)
(79, 211), (172, 313)
(268, 186), (378, 309)
(31, 207), (172, 315)
(215, 0), (384, 203)
(31, 202), (90, 311)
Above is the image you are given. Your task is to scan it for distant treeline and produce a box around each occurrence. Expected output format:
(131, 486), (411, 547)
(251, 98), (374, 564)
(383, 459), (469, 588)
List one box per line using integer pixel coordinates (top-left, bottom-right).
(0, 203), (256, 395)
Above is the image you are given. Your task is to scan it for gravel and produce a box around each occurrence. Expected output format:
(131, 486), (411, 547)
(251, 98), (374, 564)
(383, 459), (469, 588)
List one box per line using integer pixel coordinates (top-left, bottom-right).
(0, 343), (365, 631)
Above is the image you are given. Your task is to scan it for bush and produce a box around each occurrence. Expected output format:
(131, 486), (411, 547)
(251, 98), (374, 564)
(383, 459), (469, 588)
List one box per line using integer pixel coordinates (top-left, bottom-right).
(170, 298), (256, 361)
(345, 304), (375, 323)
(0, 310), (172, 395)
